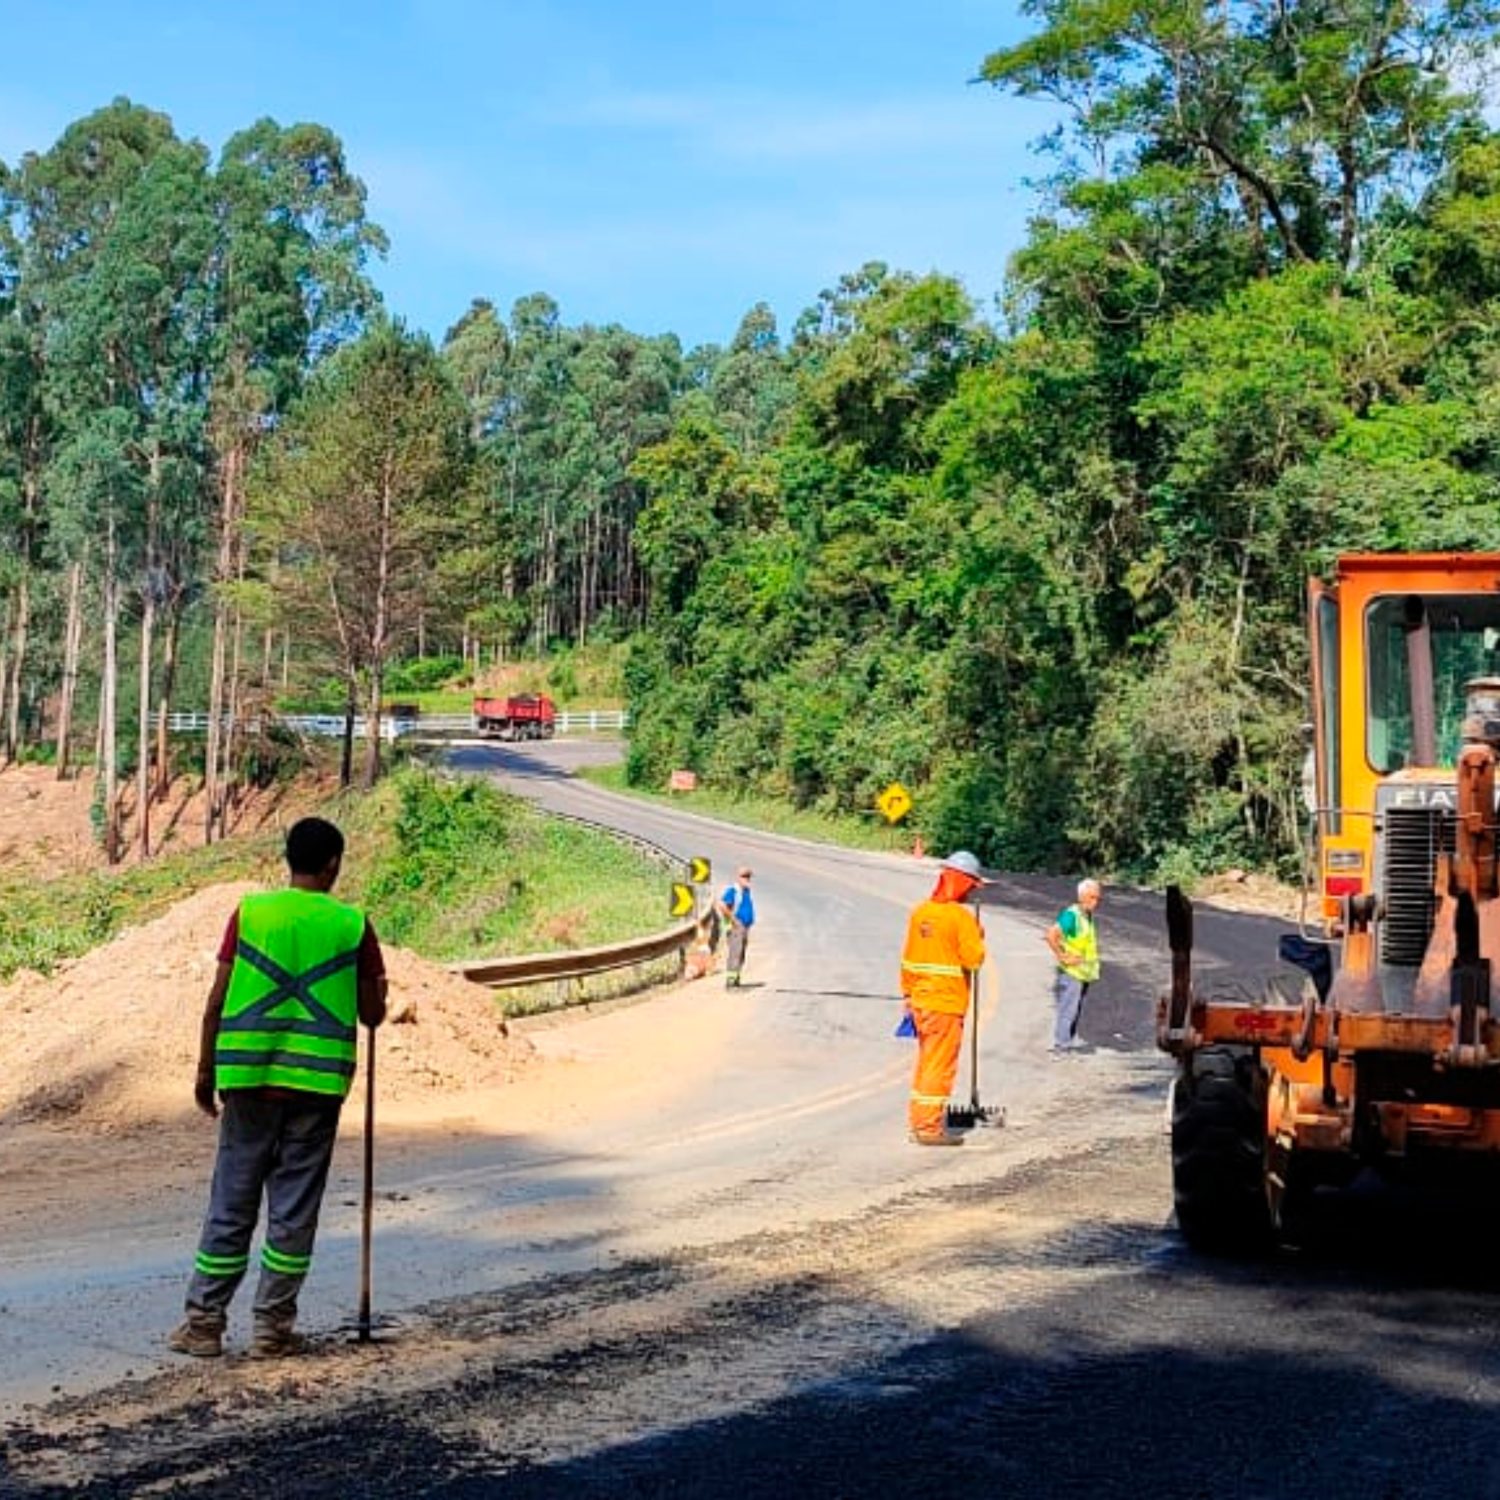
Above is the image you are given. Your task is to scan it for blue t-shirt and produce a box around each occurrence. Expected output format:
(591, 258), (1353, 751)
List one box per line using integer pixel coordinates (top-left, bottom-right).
(721, 884), (756, 928)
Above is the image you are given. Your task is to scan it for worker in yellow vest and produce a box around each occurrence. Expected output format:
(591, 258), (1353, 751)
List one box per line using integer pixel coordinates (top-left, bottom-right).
(1047, 878), (1101, 1054)
(169, 817), (387, 1359)
(900, 851), (988, 1145)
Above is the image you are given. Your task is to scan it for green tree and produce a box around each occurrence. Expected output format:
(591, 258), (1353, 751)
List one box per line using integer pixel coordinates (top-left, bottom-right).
(252, 322), (473, 788)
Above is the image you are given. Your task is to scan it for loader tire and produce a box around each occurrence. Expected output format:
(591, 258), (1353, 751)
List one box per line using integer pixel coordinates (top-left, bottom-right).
(1170, 1045), (1271, 1254)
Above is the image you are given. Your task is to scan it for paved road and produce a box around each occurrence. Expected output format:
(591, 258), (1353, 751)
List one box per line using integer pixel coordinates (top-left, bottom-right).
(11, 745), (1500, 1498)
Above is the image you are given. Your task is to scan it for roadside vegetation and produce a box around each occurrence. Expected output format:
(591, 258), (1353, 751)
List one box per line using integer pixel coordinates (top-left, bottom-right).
(619, 9), (1500, 883)
(8, 11), (1500, 887)
(0, 769), (663, 981)
(580, 764), (914, 855)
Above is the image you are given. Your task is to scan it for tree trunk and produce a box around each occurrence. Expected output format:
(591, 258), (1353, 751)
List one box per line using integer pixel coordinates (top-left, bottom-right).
(363, 462), (395, 791)
(56, 561), (84, 781)
(361, 670), (383, 790)
(220, 597), (245, 835)
(155, 602), (181, 803)
(340, 677), (356, 788)
(136, 589), (154, 860)
(0, 597), (13, 762)
(7, 411), (44, 764)
(137, 452), (161, 860)
(102, 517), (121, 865)
(5, 574), (30, 764)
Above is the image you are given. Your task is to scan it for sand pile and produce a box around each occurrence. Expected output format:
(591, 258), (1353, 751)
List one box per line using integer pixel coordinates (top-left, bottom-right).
(0, 882), (532, 1133)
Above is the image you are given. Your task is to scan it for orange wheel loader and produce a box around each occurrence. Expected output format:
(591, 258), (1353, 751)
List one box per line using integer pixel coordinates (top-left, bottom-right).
(1159, 553), (1500, 1250)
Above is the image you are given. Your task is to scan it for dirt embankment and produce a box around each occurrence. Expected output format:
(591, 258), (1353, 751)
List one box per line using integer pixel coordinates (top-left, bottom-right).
(0, 881), (534, 1137)
(0, 760), (341, 875)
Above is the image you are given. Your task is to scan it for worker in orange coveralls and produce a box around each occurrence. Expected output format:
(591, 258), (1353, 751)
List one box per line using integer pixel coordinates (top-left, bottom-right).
(899, 850), (988, 1146)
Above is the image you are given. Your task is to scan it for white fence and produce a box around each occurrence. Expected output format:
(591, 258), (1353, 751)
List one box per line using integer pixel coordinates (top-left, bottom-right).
(164, 709), (629, 740)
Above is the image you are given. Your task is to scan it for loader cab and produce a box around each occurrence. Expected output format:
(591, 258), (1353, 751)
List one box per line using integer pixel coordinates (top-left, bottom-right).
(1310, 554), (1500, 967)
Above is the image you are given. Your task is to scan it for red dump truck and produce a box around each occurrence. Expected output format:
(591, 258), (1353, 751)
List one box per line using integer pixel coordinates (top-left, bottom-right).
(472, 693), (557, 741)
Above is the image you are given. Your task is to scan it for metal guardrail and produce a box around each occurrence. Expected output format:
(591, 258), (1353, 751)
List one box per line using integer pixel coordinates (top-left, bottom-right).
(449, 807), (702, 994)
(164, 709), (629, 738)
(450, 921), (698, 989)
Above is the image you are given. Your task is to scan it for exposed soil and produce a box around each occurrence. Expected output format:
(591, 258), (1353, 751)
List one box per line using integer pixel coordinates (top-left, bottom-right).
(0, 761), (336, 875)
(1191, 867), (1304, 921)
(0, 881), (535, 1248)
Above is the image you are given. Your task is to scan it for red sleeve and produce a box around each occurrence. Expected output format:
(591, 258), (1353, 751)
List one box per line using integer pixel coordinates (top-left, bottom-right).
(358, 919), (386, 980)
(216, 911), (239, 965)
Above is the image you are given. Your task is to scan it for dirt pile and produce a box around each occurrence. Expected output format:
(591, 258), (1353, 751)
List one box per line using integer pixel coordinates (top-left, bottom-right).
(0, 882), (532, 1134)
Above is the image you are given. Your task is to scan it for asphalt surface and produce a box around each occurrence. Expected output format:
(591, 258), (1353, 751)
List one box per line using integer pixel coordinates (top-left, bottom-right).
(7, 742), (1500, 1499)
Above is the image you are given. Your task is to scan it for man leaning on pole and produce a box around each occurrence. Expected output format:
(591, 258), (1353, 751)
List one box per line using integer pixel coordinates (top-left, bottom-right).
(169, 816), (387, 1359)
(899, 850), (988, 1146)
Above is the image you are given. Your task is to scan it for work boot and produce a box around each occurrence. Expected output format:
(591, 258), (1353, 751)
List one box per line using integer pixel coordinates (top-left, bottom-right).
(909, 1130), (965, 1147)
(249, 1317), (304, 1360)
(167, 1311), (225, 1358)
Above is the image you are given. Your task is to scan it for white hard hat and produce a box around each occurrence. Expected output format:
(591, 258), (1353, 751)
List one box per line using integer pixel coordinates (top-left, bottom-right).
(940, 850), (987, 881)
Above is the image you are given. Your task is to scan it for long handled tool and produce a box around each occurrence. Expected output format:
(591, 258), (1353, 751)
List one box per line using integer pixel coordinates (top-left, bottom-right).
(357, 1022), (376, 1343)
(945, 970), (1005, 1131)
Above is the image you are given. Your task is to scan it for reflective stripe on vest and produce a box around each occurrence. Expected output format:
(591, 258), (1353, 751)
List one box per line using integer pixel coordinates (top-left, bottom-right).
(216, 889), (365, 1098)
(1059, 905), (1100, 983)
(901, 960), (965, 978)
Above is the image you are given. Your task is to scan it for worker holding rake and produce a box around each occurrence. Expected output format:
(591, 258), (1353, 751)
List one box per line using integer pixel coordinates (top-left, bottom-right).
(899, 851), (988, 1146)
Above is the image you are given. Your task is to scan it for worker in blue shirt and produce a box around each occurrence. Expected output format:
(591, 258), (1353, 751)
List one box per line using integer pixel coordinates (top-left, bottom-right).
(718, 866), (756, 988)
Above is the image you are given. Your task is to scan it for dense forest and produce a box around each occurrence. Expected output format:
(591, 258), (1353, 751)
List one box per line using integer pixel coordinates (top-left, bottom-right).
(7, 0), (1500, 878)
(626, 0), (1500, 878)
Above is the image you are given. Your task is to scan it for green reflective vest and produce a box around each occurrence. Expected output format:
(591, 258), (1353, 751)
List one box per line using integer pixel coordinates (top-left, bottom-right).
(1058, 904), (1100, 983)
(216, 889), (366, 1098)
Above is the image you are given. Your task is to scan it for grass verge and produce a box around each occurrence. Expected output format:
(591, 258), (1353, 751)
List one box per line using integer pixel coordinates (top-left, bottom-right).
(340, 771), (666, 962)
(578, 764), (917, 855)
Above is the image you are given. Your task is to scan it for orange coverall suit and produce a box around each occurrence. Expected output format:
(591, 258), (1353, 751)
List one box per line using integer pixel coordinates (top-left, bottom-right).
(900, 881), (986, 1137)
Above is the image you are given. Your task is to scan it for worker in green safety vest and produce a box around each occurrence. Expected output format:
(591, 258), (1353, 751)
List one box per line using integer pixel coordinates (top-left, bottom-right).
(168, 816), (387, 1360)
(1046, 878), (1102, 1054)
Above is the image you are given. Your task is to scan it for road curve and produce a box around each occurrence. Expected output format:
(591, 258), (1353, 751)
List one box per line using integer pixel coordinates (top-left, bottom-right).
(15, 745), (1498, 1500)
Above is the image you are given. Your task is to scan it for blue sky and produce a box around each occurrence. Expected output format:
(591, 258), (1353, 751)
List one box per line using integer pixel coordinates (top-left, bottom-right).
(1, 1), (1057, 350)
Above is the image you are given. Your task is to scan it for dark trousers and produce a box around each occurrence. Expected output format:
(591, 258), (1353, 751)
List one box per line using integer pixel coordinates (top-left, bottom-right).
(185, 1090), (342, 1328)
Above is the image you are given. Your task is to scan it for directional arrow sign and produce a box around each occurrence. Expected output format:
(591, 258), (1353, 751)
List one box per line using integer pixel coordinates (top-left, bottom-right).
(670, 883), (696, 918)
(876, 782), (912, 824)
(689, 856), (712, 884)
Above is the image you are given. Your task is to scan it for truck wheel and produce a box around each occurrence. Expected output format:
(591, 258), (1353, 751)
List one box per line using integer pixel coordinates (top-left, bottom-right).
(1170, 1045), (1271, 1254)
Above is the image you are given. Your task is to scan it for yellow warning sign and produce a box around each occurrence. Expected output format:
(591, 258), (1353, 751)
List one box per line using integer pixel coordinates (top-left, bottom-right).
(876, 782), (912, 824)
(689, 856), (712, 884)
(670, 883), (696, 918)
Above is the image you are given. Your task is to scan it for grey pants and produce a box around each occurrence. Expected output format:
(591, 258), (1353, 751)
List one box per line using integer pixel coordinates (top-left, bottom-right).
(726, 922), (750, 981)
(1052, 972), (1091, 1048)
(185, 1090), (342, 1326)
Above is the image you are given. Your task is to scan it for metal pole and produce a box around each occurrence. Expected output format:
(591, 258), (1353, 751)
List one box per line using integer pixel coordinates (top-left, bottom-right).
(357, 1024), (375, 1343)
(969, 970), (980, 1109)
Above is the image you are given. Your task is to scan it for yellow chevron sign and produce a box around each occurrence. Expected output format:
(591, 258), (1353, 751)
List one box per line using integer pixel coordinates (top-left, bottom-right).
(689, 856), (712, 884)
(670, 883), (696, 918)
(876, 782), (912, 824)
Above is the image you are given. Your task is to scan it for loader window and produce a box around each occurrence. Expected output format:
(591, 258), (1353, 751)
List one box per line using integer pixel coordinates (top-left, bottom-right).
(1366, 593), (1500, 771)
(1316, 593), (1341, 832)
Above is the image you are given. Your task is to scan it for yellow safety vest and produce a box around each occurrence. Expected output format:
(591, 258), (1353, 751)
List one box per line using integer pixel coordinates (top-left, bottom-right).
(1057, 904), (1100, 983)
(216, 889), (365, 1098)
